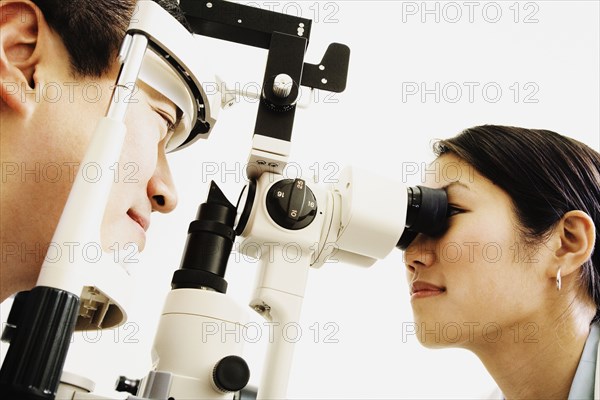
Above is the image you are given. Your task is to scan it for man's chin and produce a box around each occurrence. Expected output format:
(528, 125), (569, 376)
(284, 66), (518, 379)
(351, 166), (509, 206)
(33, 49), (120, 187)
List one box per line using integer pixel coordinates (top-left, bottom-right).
(101, 220), (146, 256)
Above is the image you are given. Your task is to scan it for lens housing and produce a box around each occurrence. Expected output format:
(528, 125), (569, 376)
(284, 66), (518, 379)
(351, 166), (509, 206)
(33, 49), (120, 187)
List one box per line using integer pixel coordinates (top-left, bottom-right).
(397, 186), (448, 250)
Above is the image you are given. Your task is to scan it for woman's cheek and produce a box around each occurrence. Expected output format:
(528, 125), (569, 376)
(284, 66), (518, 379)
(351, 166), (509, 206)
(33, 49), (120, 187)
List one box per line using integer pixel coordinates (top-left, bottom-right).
(454, 212), (509, 265)
(437, 221), (481, 267)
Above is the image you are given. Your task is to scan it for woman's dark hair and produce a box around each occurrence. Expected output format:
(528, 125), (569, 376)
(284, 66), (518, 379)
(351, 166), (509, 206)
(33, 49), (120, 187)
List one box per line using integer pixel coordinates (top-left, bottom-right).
(32, 0), (190, 77)
(434, 125), (600, 321)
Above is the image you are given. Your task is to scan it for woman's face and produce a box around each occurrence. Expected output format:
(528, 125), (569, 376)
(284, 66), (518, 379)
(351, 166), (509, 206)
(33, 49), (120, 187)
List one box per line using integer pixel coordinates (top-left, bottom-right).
(404, 154), (554, 349)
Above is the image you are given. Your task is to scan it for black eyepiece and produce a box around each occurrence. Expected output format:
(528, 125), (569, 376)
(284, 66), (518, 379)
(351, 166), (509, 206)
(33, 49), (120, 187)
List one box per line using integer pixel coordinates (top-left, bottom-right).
(397, 186), (448, 250)
(171, 181), (237, 293)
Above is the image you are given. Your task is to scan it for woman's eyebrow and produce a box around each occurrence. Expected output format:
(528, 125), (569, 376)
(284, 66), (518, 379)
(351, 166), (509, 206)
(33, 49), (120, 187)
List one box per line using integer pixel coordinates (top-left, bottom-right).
(441, 181), (471, 191)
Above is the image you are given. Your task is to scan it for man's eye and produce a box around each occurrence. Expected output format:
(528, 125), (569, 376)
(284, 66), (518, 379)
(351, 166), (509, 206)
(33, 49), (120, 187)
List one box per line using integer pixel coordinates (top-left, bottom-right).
(162, 115), (176, 132)
(158, 113), (176, 138)
(165, 120), (176, 134)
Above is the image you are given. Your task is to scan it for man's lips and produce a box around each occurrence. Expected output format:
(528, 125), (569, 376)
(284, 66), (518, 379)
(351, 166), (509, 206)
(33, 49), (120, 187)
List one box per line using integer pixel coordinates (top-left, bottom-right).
(410, 281), (446, 298)
(127, 209), (150, 232)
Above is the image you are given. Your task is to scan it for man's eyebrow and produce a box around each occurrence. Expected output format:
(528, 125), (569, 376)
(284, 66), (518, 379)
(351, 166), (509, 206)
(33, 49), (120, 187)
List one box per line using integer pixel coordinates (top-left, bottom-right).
(144, 83), (177, 117)
(150, 98), (181, 127)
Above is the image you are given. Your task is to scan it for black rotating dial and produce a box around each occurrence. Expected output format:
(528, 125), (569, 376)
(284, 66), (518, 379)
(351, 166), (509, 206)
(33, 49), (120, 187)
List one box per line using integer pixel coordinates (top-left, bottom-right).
(213, 355), (250, 393)
(266, 179), (317, 230)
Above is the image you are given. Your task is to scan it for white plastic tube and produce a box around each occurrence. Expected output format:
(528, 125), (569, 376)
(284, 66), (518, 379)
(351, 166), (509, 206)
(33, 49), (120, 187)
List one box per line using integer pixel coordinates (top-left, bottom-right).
(36, 35), (148, 324)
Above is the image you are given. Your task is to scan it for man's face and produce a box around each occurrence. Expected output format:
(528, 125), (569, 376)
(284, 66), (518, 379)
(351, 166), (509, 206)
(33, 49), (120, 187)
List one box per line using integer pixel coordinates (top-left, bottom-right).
(0, 12), (180, 298)
(102, 79), (179, 254)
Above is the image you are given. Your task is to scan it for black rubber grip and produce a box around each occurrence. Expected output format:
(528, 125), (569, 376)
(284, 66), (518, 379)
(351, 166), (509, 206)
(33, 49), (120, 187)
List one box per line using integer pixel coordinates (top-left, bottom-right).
(0, 286), (79, 400)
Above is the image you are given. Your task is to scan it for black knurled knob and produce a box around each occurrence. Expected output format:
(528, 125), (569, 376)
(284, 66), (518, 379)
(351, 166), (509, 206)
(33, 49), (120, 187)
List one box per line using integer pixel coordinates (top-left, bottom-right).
(266, 179), (317, 230)
(213, 355), (251, 393)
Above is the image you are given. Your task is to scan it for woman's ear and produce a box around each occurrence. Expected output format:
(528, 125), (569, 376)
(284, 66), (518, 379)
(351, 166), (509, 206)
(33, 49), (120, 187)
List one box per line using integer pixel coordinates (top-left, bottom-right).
(0, 0), (43, 116)
(550, 210), (596, 278)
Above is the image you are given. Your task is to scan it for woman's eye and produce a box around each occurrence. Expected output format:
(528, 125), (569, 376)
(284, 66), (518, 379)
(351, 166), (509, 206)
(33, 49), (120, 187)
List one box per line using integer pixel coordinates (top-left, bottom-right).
(447, 205), (464, 217)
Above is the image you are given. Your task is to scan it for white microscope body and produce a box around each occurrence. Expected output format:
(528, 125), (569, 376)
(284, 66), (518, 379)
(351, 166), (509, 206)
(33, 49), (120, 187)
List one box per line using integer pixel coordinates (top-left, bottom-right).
(131, 165), (422, 400)
(1, 2), (448, 400)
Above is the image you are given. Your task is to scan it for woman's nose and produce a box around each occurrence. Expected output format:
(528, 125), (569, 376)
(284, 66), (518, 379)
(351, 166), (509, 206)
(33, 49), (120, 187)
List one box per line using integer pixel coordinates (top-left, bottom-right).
(404, 234), (437, 273)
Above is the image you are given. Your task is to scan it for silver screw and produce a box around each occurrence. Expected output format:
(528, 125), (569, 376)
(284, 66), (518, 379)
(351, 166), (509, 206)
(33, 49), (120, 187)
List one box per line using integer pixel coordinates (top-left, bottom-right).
(273, 74), (293, 98)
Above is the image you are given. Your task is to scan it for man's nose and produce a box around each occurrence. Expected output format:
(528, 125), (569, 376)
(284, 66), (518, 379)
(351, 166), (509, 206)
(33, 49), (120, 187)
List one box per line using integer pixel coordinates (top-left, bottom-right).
(147, 154), (178, 213)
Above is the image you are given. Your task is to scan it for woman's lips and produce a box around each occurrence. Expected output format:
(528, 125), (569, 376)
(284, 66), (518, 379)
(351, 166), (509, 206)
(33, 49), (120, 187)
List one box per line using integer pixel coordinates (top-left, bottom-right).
(410, 281), (446, 299)
(127, 209), (149, 232)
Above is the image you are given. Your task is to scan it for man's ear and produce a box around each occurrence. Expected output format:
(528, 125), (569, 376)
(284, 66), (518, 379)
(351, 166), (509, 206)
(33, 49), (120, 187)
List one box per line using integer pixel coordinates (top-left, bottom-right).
(549, 210), (596, 278)
(0, 0), (42, 116)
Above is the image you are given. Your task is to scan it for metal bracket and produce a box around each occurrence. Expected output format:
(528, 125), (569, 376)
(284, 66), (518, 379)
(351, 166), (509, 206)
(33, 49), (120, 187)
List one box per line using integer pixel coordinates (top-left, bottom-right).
(180, 0), (350, 178)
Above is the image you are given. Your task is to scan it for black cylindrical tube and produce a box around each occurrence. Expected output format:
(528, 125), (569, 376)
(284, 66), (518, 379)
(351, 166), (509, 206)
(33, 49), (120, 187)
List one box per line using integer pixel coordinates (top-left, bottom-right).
(408, 186), (448, 236)
(397, 186), (448, 250)
(171, 181), (237, 293)
(0, 286), (79, 400)
(404, 186), (422, 228)
(179, 202), (236, 277)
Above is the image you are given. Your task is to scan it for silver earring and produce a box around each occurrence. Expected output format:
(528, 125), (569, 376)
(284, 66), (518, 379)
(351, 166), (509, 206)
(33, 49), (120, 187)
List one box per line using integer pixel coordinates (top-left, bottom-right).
(556, 268), (562, 291)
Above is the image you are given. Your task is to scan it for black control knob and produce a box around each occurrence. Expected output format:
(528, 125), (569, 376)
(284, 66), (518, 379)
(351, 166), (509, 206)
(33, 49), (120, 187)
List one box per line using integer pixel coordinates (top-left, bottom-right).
(115, 376), (140, 395)
(213, 355), (251, 393)
(266, 179), (318, 230)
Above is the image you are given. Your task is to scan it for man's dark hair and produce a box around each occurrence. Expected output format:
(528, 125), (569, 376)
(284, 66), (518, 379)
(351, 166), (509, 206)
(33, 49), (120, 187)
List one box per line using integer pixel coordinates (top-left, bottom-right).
(32, 0), (191, 77)
(434, 125), (600, 321)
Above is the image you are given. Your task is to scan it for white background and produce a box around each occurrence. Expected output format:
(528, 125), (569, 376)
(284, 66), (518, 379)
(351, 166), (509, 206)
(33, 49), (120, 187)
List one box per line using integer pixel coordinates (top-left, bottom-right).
(2, 1), (599, 399)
